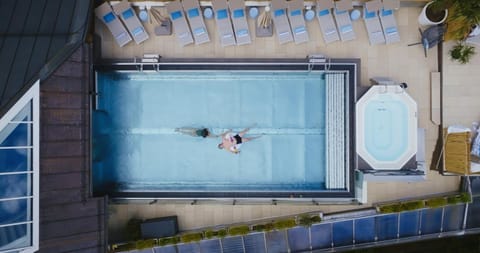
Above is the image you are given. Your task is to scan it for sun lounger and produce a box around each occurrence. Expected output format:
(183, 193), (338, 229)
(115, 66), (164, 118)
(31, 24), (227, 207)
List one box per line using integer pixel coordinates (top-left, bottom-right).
(229, 0), (252, 45)
(363, 0), (385, 45)
(288, 0), (309, 44)
(212, 0), (236, 47)
(333, 0), (355, 41)
(379, 7), (400, 44)
(95, 2), (132, 47)
(182, 0), (210, 45)
(167, 0), (194, 46)
(316, 0), (340, 44)
(271, 0), (294, 44)
(112, 0), (149, 44)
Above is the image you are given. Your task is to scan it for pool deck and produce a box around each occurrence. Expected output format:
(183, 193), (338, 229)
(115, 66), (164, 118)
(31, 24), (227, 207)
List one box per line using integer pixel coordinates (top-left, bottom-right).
(95, 5), (480, 242)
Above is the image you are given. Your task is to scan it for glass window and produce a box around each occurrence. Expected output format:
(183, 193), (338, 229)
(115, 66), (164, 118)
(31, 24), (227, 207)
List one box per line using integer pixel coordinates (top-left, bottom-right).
(12, 101), (32, 122)
(0, 148), (31, 173)
(0, 198), (31, 226)
(0, 174), (31, 198)
(0, 123), (31, 147)
(0, 223), (31, 251)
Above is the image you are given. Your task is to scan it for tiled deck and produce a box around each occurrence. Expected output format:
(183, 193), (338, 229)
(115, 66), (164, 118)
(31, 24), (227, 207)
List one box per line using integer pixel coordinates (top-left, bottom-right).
(92, 5), (480, 242)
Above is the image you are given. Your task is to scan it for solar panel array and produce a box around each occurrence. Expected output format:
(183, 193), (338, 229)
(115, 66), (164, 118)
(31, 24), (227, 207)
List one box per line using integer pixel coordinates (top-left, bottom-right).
(124, 203), (471, 253)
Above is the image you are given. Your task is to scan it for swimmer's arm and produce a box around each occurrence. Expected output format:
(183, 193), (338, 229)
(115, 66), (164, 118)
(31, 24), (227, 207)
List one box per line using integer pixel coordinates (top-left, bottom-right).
(220, 129), (233, 137)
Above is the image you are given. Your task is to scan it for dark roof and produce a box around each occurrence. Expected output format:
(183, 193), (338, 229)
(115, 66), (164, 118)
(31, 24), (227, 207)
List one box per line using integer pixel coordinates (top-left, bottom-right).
(0, 0), (91, 117)
(39, 44), (107, 253)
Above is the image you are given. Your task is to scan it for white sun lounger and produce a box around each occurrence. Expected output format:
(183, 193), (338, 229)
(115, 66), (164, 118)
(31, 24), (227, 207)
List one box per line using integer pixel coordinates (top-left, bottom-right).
(167, 0), (194, 47)
(379, 7), (400, 44)
(316, 0), (340, 44)
(95, 2), (132, 47)
(112, 0), (149, 44)
(271, 0), (294, 44)
(363, 0), (385, 45)
(288, 0), (309, 44)
(229, 0), (252, 45)
(183, 0), (210, 45)
(212, 0), (236, 47)
(333, 0), (355, 42)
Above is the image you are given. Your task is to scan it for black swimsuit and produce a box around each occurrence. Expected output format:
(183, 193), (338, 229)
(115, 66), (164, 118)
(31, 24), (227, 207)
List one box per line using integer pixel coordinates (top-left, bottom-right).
(233, 134), (242, 144)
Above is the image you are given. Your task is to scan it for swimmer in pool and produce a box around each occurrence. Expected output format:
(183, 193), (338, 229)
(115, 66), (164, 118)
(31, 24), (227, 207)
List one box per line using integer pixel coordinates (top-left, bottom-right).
(175, 127), (217, 138)
(218, 126), (261, 154)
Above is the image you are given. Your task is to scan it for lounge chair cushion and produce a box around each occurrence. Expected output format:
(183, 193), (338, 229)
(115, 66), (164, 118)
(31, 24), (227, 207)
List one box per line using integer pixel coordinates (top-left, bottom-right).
(365, 9), (376, 19)
(103, 12), (116, 23)
(340, 25), (353, 33)
(318, 9), (330, 16)
(274, 9), (285, 17)
(194, 27), (206, 35)
(171, 11), (182, 20)
(188, 8), (200, 18)
(336, 9), (347, 15)
(294, 26), (306, 34)
(217, 9), (228, 19)
(382, 9), (393, 16)
(237, 29), (248, 37)
(385, 27), (397, 35)
(290, 9), (302, 16)
(132, 27), (144, 36)
(122, 9), (134, 19)
(233, 9), (244, 18)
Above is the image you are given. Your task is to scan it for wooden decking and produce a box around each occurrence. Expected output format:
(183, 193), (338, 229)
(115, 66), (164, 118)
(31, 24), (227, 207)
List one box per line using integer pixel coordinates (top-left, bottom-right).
(39, 44), (107, 253)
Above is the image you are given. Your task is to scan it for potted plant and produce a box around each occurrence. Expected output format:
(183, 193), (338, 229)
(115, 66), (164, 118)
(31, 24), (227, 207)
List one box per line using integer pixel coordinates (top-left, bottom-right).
(418, 0), (450, 26)
(444, 0), (480, 41)
(449, 42), (476, 64)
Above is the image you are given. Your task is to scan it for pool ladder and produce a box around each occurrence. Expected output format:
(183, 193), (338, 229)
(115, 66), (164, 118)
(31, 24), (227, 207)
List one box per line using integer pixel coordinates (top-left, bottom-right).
(307, 54), (331, 72)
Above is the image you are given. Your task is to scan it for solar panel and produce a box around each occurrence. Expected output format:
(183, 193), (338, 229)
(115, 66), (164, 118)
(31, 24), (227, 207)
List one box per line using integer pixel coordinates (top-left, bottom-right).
(467, 196), (480, 229)
(287, 227), (310, 252)
(154, 245), (178, 253)
(376, 214), (398, 240)
(265, 230), (288, 253)
(310, 223), (332, 249)
(399, 211), (420, 237)
(443, 204), (465, 232)
(199, 239), (221, 253)
(420, 208), (442, 234)
(354, 217), (375, 244)
(332, 220), (353, 247)
(244, 233), (266, 253)
(221, 236), (244, 253)
(177, 243), (200, 253)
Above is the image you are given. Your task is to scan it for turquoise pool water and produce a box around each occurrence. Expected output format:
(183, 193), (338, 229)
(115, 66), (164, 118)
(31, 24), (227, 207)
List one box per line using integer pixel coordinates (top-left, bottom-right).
(364, 94), (408, 161)
(93, 71), (328, 192)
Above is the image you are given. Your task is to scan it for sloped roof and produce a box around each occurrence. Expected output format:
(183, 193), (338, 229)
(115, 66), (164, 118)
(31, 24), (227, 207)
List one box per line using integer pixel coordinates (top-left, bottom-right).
(0, 0), (91, 117)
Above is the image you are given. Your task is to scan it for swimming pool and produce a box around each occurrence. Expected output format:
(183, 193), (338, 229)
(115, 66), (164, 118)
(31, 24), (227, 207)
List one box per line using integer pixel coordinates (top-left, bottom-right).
(356, 85), (417, 170)
(92, 59), (357, 199)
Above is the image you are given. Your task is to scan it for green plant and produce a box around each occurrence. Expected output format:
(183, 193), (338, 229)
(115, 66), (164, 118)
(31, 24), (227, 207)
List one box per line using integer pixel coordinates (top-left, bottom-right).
(459, 192), (472, 203)
(126, 218), (142, 241)
(273, 219), (297, 230)
(158, 236), (179, 246)
(427, 0), (452, 22)
(448, 192), (472, 204)
(228, 225), (250, 236)
(136, 239), (157, 249)
(217, 229), (227, 238)
(450, 42), (476, 64)
(252, 223), (274, 232)
(113, 242), (136, 252)
(204, 229), (215, 239)
(401, 200), (425, 211)
(445, 0), (480, 40)
(378, 203), (402, 213)
(298, 214), (322, 227)
(426, 197), (448, 208)
(180, 232), (203, 243)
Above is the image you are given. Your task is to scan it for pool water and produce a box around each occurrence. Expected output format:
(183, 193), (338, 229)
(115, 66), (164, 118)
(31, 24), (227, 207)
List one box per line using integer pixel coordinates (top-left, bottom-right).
(93, 71), (327, 193)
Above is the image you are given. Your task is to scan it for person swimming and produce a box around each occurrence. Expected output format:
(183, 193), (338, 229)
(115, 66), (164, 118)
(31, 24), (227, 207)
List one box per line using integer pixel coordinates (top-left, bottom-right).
(218, 126), (261, 154)
(175, 127), (216, 138)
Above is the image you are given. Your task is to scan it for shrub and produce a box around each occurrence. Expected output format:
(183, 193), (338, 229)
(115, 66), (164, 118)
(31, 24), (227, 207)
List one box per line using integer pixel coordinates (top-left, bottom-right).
(401, 200), (425, 211)
(273, 219), (297, 230)
(426, 197), (447, 208)
(252, 223), (274, 232)
(217, 229), (227, 238)
(228, 225), (250, 236)
(126, 218), (142, 241)
(204, 229), (215, 239)
(449, 42), (476, 64)
(378, 203), (402, 213)
(459, 192), (472, 203)
(136, 239), (156, 249)
(113, 242), (136, 252)
(298, 214), (322, 227)
(180, 232), (203, 243)
(158, 236), (179, 246)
